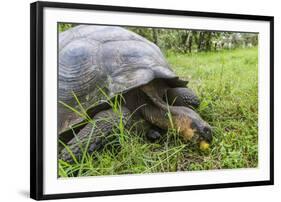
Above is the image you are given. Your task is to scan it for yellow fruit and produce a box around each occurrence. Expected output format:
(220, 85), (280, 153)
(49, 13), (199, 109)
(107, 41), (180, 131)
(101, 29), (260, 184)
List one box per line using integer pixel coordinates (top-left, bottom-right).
(199, 140), (210, 151)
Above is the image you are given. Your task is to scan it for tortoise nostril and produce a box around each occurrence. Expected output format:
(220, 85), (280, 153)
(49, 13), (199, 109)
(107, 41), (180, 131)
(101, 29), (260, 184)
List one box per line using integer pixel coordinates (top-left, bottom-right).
(202, 126), (212, 142)
(203, 126), (211, 133)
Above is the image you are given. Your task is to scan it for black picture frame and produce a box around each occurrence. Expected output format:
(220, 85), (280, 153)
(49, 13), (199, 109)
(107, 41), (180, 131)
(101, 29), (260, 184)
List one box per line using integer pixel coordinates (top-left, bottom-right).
(30, 1), (274, 200)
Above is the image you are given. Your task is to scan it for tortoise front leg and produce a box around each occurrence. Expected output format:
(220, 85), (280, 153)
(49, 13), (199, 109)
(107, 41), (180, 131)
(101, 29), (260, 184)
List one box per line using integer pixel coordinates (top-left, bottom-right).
(59, 107), (132, 163)
(166, 87), (200, 108)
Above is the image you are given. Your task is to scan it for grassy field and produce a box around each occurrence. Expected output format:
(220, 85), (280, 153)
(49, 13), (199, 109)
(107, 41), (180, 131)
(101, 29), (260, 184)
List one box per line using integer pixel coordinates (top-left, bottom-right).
(59, 47), (258, 177)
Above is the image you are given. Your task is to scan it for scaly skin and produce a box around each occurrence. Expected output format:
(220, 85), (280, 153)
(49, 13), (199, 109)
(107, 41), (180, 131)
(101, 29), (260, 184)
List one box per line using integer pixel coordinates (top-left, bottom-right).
(59, 107), (134, 162)
(166, 87), (200, 108)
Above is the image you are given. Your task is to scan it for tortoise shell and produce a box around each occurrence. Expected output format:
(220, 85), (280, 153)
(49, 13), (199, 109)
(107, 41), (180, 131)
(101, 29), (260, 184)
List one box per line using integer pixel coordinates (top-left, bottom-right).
(58, 25), (187, 136)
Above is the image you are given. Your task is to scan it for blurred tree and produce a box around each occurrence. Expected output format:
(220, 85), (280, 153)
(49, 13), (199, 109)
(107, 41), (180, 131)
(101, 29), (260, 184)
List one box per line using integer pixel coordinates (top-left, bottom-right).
(58, 23), (258, 54)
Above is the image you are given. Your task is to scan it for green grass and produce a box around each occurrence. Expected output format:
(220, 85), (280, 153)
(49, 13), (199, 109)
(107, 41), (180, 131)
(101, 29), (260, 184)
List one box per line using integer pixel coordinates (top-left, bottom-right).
(59, 47), (258, 177)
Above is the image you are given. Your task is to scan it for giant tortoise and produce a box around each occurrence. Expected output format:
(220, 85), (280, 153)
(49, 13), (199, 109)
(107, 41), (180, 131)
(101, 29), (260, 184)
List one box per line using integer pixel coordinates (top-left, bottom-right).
(58, 25), (212, 162)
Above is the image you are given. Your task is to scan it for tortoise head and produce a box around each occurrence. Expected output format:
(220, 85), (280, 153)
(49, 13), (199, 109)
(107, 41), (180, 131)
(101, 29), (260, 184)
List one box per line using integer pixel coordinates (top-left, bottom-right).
(172, 106), (212, 143)
(140, 81), (212, 144)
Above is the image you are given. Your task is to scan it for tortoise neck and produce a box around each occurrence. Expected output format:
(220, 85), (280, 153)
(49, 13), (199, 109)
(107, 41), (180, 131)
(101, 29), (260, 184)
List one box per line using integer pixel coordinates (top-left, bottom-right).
(139, 81), (175, 129)
(139, 81), (198, 141)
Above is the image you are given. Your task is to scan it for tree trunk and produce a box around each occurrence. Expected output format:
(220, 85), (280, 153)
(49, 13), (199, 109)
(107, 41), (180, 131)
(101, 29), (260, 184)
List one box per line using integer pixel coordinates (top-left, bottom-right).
(205, 32), (212, 51)
(187, 32), (193, 53)
(152, 29), (159, 45)
(197, 32), (204, 52)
